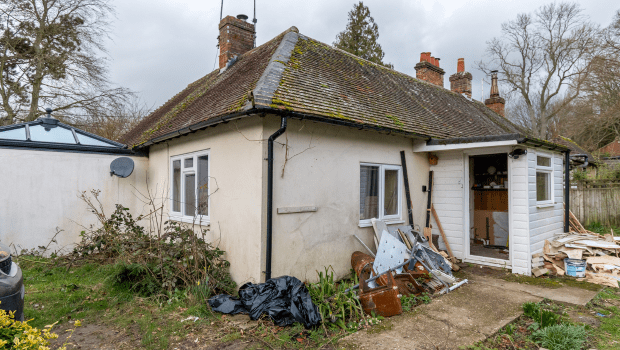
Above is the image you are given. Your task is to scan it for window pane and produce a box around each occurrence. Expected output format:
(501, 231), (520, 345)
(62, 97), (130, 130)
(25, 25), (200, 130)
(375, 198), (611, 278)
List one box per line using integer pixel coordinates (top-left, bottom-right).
(197, 155), (209, 216)
(384, 169), (399, 216)
(360, 166), (379, 220)
(184, 158), (193, 168)
(184, 174), (196, 216)
(172, 160), (181, 212)
(77, 133), (115, 147)
(29, 125), (76, 143)
(536, 172), (549, 201)
(537, 156), (551, 167)
(0, 127), (26, 140)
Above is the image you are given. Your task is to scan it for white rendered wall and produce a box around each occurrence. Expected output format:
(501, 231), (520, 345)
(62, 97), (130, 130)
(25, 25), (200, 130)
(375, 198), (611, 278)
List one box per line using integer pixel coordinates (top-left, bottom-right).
(266, 117), (430, 282)
(146, 116), (265, 285)
(0, 149), (148, 254)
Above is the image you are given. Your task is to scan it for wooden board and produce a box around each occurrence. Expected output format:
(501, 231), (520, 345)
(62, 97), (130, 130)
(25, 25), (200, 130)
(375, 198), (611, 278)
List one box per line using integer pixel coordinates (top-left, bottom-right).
(474, 190), (508, 211)
(431, 204), (454, 258)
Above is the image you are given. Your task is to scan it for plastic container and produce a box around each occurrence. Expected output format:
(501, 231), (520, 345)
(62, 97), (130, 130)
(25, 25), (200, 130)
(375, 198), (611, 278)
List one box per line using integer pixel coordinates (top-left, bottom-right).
(564, 258), (586, 278)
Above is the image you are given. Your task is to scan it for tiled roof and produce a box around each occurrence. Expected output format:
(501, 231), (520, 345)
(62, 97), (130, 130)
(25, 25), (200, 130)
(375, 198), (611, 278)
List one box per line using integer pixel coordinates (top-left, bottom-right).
(551, 137), (598, 164)
(122, 28), (526, 147)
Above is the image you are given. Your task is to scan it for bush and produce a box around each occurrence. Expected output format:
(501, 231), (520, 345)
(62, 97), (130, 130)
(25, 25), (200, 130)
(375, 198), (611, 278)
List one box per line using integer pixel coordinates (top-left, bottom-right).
(68, 190), (237, 299)
(532, 324), (587, 350)
(0, 306), (58, 349)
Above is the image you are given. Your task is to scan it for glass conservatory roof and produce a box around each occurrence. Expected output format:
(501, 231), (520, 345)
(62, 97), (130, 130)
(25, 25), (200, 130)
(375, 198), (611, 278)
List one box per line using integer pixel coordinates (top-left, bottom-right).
(0, 114), (132, 154)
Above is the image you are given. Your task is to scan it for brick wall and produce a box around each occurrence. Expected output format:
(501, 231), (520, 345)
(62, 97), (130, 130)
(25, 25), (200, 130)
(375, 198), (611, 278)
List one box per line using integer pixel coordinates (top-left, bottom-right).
(485, 99), (505, 116)
(449, 58), (472, 98)
(415, 52), (445, 87)
(219, 16), (255, 69)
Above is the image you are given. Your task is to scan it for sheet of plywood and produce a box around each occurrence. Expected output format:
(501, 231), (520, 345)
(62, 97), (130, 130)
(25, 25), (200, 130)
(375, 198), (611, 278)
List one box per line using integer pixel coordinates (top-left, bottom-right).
(573, 240), (620, 250)
(585, 273), (620, 288)
(586, 256), (620, 266)
(559, 248), (583, 260)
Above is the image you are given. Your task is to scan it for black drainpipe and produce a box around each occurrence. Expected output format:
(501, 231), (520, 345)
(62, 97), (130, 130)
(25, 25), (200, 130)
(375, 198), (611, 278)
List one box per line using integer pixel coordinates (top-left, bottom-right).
(564, 150), (571, 233)
(265, 116), (288, 281)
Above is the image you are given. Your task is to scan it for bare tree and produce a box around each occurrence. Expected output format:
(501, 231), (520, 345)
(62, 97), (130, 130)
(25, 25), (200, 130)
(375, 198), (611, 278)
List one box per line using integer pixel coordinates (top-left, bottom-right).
(0, 0), (133, 126)
(552, 10), (620, 151)
(479, 2), (601, 139)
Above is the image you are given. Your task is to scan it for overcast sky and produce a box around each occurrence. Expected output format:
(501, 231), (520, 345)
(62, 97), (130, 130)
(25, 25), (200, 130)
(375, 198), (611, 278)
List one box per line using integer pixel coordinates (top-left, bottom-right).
(105, 0), (619, 110)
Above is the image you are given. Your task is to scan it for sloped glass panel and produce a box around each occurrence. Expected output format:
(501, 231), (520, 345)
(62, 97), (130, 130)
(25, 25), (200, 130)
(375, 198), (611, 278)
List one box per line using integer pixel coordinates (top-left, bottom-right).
(29, 125), (76, 143)
(0, 127), (26, 141)
(77, 133), (115, 147)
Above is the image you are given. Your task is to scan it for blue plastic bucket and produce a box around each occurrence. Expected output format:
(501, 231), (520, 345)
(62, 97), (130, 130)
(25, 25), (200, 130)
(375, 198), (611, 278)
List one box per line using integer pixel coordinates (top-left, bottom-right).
(564, 258), (586, 278)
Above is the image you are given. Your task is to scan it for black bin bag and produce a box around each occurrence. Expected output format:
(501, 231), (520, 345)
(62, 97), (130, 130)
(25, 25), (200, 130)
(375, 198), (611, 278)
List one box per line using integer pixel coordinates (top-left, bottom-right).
(208, 276), (321, 328)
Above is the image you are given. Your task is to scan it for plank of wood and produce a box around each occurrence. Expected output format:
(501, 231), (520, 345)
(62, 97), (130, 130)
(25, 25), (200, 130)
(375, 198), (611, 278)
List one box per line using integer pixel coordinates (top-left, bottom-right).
(569, 210), (587, 233)
(423, 227), (439, 252)
(431, 204), (455, 258)
(544, 254), (565, 276)
(559, 248), (583, 260)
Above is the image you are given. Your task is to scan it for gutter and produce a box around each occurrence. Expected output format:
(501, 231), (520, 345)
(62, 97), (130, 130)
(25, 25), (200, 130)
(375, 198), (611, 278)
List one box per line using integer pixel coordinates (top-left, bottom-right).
(425, 133), (570, 152)
(136, 108), (430, 150)
(565, 150), (571, 233)
(265, 116), (288, 281)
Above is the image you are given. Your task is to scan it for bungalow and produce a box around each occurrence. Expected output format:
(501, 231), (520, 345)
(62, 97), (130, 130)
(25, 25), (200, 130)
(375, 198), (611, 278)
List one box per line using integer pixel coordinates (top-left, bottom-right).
(1, 15), (571, 284)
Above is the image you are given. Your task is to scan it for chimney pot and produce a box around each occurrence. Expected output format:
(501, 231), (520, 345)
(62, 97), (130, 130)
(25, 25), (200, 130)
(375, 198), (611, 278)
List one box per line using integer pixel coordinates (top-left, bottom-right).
(218, 15), (256, 70)
(415, 51), (445, 87)
(485, 70), (505, 116)
(457, 58), (465, 73)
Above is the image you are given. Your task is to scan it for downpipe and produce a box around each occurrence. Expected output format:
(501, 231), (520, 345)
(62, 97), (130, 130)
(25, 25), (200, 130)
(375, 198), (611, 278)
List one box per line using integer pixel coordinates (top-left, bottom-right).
(265, 116), (288, 280)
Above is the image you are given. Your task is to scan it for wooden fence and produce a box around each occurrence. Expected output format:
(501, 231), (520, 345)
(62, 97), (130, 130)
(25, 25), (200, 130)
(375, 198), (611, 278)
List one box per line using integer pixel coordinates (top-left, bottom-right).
(570, 179), (620, 227)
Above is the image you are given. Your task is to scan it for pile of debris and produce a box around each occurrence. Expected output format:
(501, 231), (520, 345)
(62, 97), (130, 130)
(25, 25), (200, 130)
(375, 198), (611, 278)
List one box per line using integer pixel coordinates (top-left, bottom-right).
(351, 219), (466, 317)
(536, 212), (620, 288)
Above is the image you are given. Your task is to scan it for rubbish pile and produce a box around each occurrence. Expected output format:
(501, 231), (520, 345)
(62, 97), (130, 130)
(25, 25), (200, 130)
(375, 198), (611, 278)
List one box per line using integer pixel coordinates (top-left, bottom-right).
(351, 219), (467, 317)
(536, 212), (620, 288)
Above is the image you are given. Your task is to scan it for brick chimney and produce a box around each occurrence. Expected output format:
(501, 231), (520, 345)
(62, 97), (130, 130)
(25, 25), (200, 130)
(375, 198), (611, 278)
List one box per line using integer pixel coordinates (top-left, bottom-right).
(219, 15), (255, 69)
(485, 70), (505, 116)
(415, 52), (445, 87)
(449, 58), (472, 99)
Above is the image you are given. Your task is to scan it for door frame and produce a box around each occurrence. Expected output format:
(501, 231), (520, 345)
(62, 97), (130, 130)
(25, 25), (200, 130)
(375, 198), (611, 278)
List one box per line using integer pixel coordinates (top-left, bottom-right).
(462, 147), (513, 268)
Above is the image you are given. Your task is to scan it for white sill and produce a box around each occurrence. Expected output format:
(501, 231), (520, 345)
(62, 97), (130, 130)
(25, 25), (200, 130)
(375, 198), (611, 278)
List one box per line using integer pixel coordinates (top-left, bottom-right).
(359, 219), (405, 228)
(169, 215), (210, 226)
(536, 202), (555, 209)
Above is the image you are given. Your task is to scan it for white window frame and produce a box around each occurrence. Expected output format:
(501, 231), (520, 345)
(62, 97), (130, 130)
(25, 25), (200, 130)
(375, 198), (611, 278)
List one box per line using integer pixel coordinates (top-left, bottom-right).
(359, 163), (403, 227)
(535, 153), (553, 206)
(169, 150), (210, 225)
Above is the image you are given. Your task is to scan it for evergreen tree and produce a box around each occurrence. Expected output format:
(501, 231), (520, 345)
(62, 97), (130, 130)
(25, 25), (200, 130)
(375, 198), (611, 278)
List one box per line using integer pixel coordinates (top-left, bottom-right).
(334, 2), (393, 68)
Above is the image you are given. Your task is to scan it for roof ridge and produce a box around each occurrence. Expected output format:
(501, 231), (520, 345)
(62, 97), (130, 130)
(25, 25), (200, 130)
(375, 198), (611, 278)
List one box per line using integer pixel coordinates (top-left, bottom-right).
(251, 28), (300, 109)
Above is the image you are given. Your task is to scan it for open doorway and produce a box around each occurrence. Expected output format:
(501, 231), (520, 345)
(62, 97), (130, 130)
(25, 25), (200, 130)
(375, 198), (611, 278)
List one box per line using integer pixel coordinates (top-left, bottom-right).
(469, 153), (509, 260)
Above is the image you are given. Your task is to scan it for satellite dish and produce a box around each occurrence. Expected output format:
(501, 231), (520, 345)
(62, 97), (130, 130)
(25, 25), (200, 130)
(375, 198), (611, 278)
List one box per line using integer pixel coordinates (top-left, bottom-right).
(110, 157), (134, 178)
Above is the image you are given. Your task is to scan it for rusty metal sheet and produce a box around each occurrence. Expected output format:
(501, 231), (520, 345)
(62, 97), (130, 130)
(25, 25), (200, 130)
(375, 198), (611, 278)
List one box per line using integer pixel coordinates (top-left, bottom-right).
(359, 272), (402, 317)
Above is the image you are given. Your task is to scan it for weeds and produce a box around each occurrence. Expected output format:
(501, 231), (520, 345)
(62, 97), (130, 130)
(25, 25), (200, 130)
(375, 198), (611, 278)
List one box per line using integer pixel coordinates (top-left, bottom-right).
(531, 324), (587, 350)
(307, 267), (364, 329)
(401, 293), (431, 312)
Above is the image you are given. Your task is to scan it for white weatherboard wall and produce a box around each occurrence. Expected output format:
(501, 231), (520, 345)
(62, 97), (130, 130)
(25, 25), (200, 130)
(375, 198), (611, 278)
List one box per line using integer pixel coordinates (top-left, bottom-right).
(429, 151), (465, 259)
(528, 149), (565, 257)
(509, 150), (530, 275)
(0, 149), (148, 253)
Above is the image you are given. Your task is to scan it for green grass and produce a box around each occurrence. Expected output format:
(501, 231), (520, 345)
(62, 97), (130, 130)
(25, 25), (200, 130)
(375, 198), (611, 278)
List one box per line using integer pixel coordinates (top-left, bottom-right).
(18, 257), (218, 350)
(585, 222), (620, 236)
(589, 288), (620, 350)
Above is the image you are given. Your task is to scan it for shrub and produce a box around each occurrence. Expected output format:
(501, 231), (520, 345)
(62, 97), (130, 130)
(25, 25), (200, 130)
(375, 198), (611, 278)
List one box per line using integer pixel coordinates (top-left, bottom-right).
(68, 190), (237, 299)
(532, 324), (587, 350)
(0, 306), (58, 349)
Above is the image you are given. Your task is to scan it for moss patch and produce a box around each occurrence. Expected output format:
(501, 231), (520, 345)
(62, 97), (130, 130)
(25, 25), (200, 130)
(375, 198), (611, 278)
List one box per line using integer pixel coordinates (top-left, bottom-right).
(502, 274), (602, 291)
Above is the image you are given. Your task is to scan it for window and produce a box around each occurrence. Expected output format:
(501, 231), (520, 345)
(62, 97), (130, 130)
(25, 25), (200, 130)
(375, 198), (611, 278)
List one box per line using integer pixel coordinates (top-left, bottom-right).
(360, 163), (402, 225)
(170, 151), (209, 224)
(536, 155), (553, 204)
